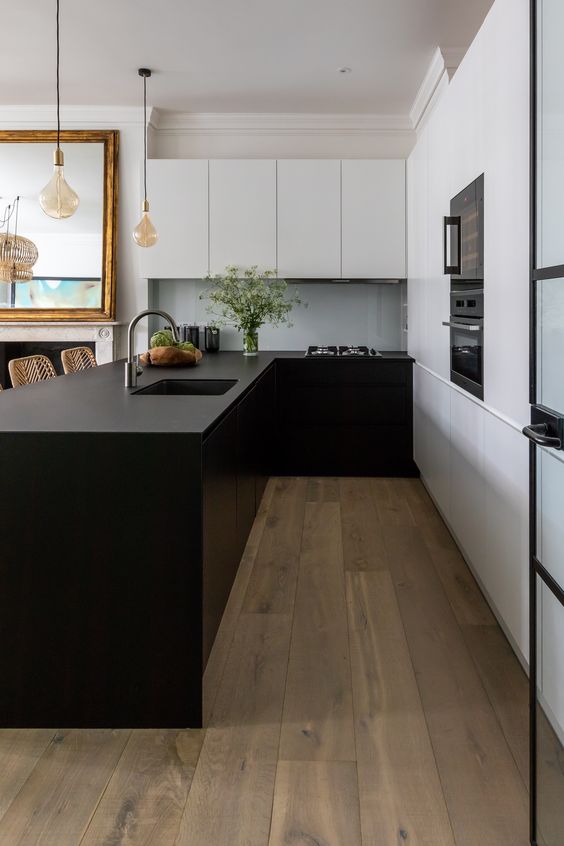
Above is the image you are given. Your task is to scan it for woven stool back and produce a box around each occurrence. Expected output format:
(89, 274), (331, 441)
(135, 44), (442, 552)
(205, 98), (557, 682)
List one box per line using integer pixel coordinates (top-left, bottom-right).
(8, 354), (57, 388)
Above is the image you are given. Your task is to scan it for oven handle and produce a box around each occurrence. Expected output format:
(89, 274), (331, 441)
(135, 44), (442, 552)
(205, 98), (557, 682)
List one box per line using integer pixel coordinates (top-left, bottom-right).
(442, 321), (482, 331)
(443, 215), (461, 275)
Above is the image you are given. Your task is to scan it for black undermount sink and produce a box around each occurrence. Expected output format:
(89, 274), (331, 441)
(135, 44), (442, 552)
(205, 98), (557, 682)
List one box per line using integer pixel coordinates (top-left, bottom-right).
(133, 379), (238, 396)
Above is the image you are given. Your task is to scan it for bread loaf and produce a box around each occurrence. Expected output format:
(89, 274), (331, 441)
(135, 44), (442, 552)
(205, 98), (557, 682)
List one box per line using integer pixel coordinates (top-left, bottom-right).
(140, 346), (203, 367)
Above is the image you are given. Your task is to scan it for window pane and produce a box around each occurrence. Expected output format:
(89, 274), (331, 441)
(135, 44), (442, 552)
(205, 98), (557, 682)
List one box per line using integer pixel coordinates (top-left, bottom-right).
(537, 277), (564, 413)
(537, 0), (564, 268)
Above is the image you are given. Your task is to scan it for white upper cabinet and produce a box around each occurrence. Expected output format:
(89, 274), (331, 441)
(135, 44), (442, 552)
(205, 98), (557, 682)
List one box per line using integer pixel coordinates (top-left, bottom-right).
(139, 160), (209, 279)
(277, 160), (341, 278)
(209, 160), (276, 274)
(341, 160), (406, 278)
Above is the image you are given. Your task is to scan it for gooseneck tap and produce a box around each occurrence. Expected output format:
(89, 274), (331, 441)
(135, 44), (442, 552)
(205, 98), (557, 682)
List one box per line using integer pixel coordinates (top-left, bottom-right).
(125, 309), (179, 387)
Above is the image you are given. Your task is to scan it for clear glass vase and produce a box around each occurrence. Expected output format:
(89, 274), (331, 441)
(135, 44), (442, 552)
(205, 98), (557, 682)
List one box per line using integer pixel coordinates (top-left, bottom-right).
(243, 330), (259, 356)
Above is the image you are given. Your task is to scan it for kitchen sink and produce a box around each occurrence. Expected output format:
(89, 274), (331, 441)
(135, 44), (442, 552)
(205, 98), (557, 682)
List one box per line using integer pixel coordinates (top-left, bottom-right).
(133, 379), (238, 396)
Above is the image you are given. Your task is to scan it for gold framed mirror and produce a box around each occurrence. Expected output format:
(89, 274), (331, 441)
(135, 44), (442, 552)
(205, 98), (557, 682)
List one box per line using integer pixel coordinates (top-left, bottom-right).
(0, 129), (119, 321)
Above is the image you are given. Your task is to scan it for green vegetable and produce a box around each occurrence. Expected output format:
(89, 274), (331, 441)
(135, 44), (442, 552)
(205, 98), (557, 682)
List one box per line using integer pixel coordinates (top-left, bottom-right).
(150, 329), (176, 348)
(178, 341), (195, 352)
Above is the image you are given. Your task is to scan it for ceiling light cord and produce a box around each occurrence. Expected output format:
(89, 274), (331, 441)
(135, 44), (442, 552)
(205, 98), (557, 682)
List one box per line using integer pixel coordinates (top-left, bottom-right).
(56, 0), (60, 150)
(143, 73), (148, 203)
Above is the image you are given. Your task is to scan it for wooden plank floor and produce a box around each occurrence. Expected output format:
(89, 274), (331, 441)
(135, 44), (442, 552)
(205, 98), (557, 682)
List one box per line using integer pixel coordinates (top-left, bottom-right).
(0, 477), (529, 846)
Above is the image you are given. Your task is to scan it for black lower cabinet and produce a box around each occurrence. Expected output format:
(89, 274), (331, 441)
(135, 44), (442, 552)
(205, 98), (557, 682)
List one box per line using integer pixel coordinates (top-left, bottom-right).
(0, 432), (204, 728)
(276, 358), (417, 476)
(0, 356), (415, 729)
(202, 408), (238, 668)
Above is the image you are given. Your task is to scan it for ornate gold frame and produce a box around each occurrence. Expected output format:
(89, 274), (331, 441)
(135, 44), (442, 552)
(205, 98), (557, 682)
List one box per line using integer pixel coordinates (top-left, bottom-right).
(0, 129), (119, 322)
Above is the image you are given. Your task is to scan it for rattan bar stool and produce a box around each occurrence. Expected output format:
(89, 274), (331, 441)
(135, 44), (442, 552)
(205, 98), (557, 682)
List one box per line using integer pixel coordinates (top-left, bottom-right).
(8, 354), (57, 388)
(61, 346), (97, 375)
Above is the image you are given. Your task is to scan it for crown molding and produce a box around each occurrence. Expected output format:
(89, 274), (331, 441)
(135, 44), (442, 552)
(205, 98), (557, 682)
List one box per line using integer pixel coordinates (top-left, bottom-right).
(150, 110), (414, 137)
(441, 47), (467, 78)
(409, 46), (465, 131)
(0, 105), (144, 127)
(409, 48), (446, 130)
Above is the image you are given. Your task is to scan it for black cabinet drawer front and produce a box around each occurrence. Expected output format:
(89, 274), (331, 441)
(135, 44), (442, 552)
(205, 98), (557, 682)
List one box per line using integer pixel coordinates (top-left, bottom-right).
(280, 384), (407, 425)
(277, 360), (409, 386)
(279, 425), (415, 476)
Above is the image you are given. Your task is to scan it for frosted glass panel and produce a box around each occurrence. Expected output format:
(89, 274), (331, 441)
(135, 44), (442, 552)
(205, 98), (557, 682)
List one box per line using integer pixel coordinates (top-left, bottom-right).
(538, 278), (564, 413)
(537, 577), (564, 846)
(537, 0), (564, 267)
(538, 449), (564, 590)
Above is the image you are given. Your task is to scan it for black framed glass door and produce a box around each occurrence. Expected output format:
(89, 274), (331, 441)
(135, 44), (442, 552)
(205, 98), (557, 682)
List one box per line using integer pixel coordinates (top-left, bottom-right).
(526, 3), (564, 843)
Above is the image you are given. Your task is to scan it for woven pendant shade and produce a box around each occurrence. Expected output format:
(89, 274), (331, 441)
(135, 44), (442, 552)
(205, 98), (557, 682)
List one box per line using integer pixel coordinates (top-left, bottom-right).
(0, 233), (39, 283)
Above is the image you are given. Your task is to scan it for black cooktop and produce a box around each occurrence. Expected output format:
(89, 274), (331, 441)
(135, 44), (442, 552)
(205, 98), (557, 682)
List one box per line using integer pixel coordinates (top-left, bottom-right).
(306, 345), (382, 358)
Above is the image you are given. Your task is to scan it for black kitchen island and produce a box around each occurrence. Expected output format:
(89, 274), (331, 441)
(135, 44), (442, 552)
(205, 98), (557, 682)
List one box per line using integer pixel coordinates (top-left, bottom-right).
(0, 350), (415, 728)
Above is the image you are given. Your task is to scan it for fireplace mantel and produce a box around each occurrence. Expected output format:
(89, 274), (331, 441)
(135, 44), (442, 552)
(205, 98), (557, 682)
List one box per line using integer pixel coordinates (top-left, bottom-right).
(0, 322), (124, 364)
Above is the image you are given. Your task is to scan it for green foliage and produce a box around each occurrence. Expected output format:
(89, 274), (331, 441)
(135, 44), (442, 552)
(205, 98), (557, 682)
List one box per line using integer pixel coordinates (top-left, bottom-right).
(200, 265), (304, 334)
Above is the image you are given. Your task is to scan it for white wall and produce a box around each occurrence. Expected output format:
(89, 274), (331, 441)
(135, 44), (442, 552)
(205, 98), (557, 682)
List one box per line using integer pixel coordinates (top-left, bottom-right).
(408, 0), (531, 661)
(151, 113), (415, 160)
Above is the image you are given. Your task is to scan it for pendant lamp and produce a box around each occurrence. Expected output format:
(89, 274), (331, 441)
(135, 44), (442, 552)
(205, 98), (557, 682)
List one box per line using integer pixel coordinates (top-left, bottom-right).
(39, 0), (79, 219)
(133, 68), (158, 248)
(0, 198), (39, 283)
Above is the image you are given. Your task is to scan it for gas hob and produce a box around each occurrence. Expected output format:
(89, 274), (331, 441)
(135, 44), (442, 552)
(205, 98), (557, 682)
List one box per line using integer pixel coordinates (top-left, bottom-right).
(305, 345), (382, 358)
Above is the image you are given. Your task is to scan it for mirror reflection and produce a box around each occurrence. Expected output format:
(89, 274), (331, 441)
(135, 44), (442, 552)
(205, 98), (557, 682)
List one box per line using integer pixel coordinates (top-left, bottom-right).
(0, 131), (118, 320)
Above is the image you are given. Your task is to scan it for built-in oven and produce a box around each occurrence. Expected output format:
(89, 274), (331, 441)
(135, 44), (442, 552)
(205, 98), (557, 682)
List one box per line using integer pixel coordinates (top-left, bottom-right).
(443, 287), (484, 400)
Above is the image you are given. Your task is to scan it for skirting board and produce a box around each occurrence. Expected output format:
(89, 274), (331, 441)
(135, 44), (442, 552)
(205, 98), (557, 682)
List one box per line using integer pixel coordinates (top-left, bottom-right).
(419, 473), (530, 677)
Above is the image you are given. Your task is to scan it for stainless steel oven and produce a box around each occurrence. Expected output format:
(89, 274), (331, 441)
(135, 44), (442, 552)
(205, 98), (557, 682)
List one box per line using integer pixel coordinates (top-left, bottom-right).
(443, 286), (484, 400)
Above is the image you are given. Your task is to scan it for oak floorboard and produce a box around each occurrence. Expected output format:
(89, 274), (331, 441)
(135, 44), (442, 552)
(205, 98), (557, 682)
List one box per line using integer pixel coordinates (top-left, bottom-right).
(347, 570), (455, 846)
(305, 477), (340, 502)
(175, 613), (292, 846)
(203, 478), (275, 724)
(383, 524), (529, 846)
(425, 542), (496, 627)
(279, 502), (355, 761)
(242, 477), (307, 613)
(80, 729), (204, 846)
(339, 478), (388, 571)
(0, 729), (130, 846)
(369, 477), (416, 526)
(462, 624), (529, 789)
(0, 729), (56, 824)
(393, 478), (441, 525)
(268, 761), (362, 846)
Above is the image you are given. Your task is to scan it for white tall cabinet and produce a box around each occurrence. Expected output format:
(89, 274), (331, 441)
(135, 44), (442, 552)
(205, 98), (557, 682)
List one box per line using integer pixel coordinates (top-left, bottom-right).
(209, 160), (276, 274)
(277, 160), (341, 278)
(140, 160), (209, 279)
(341, 160), (406, 278)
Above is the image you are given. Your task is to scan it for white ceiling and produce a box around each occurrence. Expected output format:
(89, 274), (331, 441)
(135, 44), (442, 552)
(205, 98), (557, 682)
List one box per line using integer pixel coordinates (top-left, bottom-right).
(5, 0), (493, 115)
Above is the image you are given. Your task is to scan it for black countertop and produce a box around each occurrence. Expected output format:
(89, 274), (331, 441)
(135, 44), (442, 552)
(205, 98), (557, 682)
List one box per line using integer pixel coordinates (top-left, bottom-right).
(0, 350), (413, 435)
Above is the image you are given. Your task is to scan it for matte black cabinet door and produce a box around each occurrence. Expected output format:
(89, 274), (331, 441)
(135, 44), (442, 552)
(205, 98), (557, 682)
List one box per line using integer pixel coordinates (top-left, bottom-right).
(236, 364), (276, 550)
(237, 384), (259, 554)
(276, 358), (416, 477)
(253, 365), (276, 507)
(202, 407), (238, 667)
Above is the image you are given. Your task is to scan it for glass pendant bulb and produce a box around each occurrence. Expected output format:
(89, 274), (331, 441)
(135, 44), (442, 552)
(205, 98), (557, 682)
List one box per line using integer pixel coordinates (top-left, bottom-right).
(133, 199), (158, 248)
(39, 148), (79, 219)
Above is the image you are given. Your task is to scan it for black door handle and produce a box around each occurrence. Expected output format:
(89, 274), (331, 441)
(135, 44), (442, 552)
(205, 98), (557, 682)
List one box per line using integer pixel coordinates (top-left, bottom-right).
(444, 215), (461, 275)
(522, 422), (562, 449)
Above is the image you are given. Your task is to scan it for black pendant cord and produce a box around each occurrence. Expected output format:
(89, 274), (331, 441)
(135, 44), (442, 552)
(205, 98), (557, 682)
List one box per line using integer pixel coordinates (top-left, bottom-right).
(143, 73), (147, 203)
(56, 0), (61, 150)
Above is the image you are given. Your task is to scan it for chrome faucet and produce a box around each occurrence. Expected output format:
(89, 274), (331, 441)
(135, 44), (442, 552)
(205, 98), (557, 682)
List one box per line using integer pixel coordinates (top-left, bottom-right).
(125, 309), (179, 387)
